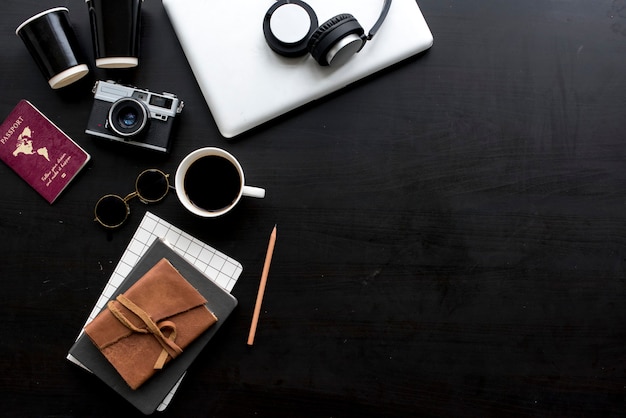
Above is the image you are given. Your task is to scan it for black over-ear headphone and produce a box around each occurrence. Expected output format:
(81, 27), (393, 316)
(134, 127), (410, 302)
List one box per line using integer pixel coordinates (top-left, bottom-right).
(263, 0), (392, 66)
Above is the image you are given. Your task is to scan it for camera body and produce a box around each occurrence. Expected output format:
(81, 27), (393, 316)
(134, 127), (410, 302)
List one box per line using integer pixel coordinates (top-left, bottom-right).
(85, 80), (184, 153)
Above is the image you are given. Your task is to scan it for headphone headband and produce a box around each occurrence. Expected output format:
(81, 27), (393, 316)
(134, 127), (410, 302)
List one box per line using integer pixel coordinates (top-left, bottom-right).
(367, 0), (392, 41)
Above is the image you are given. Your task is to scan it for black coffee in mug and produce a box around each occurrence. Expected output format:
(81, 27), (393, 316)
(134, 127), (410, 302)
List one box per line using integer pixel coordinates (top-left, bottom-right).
(184, 156), (242, 211)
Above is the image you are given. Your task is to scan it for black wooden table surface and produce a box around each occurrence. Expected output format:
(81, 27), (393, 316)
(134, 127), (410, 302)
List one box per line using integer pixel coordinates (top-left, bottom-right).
(1, 1), (624, 416)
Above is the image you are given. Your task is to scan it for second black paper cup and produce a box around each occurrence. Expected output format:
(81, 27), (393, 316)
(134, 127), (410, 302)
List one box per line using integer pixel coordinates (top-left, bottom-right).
(86, 0), (143, 68)
(16, 7), (89, 89)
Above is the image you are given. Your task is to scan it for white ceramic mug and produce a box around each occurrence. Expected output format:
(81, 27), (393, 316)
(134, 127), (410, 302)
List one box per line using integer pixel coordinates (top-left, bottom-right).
(175, 147), (265, 217)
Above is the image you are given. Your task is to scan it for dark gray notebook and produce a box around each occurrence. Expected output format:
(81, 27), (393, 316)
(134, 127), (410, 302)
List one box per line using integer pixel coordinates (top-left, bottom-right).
(68, 238), (238, 415)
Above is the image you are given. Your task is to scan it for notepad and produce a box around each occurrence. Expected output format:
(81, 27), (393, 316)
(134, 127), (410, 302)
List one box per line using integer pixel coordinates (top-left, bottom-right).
(67, 211), (243, 412)
(69, 238), (238, 414)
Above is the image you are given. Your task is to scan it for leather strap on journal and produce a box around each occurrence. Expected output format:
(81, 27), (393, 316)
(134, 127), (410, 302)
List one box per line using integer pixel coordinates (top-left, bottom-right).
(84, 258), (218, 390)
(107, 294), (183, 369)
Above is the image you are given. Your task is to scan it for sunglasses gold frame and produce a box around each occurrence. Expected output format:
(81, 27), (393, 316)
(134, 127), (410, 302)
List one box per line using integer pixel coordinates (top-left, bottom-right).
(94, 169), (171, 229)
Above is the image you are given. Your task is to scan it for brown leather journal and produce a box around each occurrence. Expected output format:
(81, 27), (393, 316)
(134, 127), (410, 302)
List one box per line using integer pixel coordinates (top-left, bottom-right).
(84, 257), (218, 390)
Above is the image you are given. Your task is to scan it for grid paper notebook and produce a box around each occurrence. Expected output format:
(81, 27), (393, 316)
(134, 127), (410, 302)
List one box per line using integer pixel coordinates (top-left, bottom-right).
(67, 211), (243, 411)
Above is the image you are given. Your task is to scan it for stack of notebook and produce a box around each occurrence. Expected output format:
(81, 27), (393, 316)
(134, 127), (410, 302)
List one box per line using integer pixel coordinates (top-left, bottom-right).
(67, 212), (242, 414)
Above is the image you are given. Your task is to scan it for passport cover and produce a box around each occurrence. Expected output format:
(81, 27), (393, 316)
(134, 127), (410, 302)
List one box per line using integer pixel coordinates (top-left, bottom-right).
(0, 100), (90, 203)
(68, 238), (238, 415)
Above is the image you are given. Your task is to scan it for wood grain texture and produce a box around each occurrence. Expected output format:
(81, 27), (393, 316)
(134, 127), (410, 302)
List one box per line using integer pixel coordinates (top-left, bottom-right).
(0, 0), (624, 416)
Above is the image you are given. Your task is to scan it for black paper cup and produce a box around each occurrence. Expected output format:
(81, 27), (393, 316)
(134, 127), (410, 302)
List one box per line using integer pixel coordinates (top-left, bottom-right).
(86, 0), (142, 68)
(16, 7), (89, 89)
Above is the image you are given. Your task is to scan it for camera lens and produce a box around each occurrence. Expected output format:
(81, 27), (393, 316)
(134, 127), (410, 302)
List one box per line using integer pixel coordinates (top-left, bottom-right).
(120, 109), (138, 127)
(108, 98), (149, 137)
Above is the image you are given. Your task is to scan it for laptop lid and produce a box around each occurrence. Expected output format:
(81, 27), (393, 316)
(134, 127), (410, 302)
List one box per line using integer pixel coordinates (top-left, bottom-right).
(163, 0), (433, 138)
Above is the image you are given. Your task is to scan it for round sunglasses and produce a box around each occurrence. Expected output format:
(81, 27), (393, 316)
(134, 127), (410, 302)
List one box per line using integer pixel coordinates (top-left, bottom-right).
(94, 169), (170, 228)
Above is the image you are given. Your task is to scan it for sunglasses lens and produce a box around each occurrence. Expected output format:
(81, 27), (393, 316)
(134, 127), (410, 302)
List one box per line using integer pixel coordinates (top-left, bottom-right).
(136, 170), (169, 202)
(95, 195), (129, 228)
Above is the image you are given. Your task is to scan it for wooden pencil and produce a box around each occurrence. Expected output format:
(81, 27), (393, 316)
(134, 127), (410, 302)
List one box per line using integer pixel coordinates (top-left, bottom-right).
(247, 225), (277, 345)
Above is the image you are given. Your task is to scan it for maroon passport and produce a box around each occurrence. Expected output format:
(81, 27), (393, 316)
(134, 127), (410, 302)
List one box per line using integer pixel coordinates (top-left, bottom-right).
(0, 100), (91, 203)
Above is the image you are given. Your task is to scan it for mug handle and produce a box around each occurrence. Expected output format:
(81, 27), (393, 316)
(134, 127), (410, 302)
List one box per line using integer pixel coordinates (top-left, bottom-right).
(243, 185), (265, 199)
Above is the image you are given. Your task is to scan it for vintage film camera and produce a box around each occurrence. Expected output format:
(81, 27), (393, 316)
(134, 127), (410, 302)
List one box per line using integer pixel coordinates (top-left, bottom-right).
(85, 80), (184, 153)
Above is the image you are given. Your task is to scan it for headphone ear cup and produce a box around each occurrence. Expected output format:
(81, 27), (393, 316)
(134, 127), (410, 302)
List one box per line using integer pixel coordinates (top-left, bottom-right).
(263, 0), (318, 58)
(307, 14), (365, 66)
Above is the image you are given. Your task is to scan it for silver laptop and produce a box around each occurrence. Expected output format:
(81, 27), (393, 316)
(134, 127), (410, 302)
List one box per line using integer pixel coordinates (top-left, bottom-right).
(163, 0), (433, 138)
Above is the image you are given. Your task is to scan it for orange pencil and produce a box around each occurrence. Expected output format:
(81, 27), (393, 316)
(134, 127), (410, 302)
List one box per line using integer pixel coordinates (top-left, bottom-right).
(247, 225), (277, 345)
